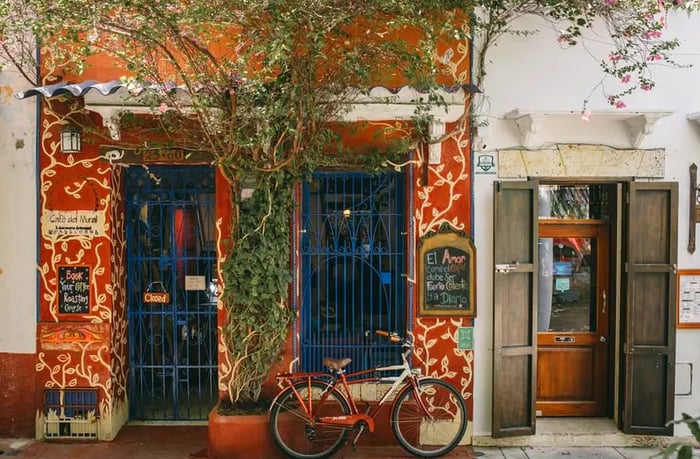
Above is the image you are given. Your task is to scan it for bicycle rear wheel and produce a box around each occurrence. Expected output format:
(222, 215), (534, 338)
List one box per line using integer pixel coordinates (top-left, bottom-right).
(269, 380), (350, 459)
(391, 378), (468, 458)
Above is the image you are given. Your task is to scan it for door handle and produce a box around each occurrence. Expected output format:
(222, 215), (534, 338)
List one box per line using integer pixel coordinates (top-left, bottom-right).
(600, 336), (607, 343)
(601, 290), (607, 315)
(495, 263), (519, 274)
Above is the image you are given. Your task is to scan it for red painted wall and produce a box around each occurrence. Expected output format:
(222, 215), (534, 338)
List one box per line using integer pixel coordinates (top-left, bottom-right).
(0, 353), (37, 437)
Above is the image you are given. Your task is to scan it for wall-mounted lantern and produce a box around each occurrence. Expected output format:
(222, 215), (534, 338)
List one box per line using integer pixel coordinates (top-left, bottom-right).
(61, 127), (82, 154)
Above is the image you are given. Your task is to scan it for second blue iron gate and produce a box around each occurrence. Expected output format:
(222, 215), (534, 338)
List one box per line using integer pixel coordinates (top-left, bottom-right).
(300, 172), (406, 374)
(125, 166), (218, 420)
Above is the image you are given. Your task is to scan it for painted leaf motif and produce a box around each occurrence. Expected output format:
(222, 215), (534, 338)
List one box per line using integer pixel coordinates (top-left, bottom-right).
(435, 179), (445, 186)
(453, 155), (464, 163)
(426, 338), (437, 348)
(435, 164), (445, 173)
(452, 193), (462, 201)
(428, 358), (437, 366)
(441, 355), (450, 369)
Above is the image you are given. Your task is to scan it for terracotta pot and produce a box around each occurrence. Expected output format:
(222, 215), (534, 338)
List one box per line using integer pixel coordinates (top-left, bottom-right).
(208, 403), (288, 459)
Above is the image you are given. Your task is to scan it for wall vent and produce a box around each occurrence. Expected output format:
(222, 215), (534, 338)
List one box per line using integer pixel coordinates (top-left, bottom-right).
(44, 389), (99, 440)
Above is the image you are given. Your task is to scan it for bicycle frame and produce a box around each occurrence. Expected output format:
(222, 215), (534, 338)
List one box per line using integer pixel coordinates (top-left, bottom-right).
(272, 339), (433, 435)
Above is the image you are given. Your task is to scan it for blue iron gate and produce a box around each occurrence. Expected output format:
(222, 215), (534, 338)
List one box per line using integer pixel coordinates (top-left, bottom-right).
(126, 166), (218, 420)
(300, 172), (406, 374)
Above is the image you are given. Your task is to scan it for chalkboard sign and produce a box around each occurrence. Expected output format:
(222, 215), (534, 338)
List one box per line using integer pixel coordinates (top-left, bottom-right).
(58, 266), (90, 314)
(418, 228), (476, 316)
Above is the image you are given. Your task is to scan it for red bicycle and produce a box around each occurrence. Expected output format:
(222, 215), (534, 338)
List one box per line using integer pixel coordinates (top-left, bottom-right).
(268, 330), (468, 458)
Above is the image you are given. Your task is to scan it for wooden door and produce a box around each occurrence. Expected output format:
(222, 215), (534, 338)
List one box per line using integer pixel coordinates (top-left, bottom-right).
(492, 181), (538, 437)
(622, 182), (677, 435)
(536, 222), (610, 416)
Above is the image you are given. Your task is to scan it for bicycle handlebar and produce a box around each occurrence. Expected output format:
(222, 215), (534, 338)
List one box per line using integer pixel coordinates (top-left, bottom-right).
(375, 330), (405, 344)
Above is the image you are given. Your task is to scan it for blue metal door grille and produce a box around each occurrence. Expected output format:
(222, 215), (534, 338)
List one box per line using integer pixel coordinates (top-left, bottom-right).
(125, 166), (218, 420)
(300, 172), (406, 375)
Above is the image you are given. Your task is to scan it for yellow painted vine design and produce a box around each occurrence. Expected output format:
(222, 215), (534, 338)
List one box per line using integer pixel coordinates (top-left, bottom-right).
(35, 100), (126, 419)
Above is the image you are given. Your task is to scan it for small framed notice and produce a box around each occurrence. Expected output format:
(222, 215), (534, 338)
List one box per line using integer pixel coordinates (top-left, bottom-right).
(58, 266), (90, 314)
(677, 269), (700, 328)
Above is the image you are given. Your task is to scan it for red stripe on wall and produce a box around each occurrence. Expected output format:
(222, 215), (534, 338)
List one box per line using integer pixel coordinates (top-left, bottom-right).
(0, 353), (36, 437)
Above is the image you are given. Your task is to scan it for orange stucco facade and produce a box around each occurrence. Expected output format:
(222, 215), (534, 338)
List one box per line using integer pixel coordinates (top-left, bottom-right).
(30, 18), (476, 441)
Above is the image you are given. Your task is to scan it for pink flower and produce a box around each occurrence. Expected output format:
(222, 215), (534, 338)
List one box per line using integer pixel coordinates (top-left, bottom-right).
(647, 53), (663, 61)
(603, 0), (618, 4)
(621, 74), (631, 83)
(581, 110), (592, 122)
(609, 53), (622, 62)
(158, 103), (168, 113)
(641, 83), (653, 91)
(615, 100), (627, 109)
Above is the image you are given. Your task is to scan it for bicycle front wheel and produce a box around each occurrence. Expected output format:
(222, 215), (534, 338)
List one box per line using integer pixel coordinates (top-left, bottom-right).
(269, 380), (350, 459)
(391, 378), (468, 458)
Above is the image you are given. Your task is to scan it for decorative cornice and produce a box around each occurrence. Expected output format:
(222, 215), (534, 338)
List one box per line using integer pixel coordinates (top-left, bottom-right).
(504, 109), (672, 148)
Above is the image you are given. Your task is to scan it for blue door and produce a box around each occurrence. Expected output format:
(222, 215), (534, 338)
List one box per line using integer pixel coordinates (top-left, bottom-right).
(125, 166), (218, 420)
(300, 172), (406, 373)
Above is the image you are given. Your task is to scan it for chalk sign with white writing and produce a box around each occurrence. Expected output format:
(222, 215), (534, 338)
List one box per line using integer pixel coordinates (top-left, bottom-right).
(418, 228), (476, 316)
(58, 266), (90, 314)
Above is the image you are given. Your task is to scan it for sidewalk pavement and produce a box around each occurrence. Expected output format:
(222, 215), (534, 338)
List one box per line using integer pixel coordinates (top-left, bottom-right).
(0, 426), (675, 458)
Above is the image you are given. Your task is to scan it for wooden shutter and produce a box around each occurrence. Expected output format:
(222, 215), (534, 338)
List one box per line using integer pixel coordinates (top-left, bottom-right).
(492, 181), (538, 437)
(622, 182), (677, 435)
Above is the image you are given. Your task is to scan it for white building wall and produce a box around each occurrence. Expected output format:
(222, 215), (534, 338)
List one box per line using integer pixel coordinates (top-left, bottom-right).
(472, 11), (700, 437)
(0, 68), (37, 354)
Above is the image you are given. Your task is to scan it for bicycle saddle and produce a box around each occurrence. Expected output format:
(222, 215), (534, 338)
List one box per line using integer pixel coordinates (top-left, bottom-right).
(323, 357), (352, 370)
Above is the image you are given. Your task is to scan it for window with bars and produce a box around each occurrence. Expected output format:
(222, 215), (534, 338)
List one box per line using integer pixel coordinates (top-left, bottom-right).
(300, 172), (406, 374)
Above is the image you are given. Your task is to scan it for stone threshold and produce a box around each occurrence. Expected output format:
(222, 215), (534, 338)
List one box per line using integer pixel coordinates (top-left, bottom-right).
(472, 418), (697, 448)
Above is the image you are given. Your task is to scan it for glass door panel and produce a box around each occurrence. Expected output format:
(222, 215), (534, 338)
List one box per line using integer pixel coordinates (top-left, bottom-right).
(539, 236), (597, 332)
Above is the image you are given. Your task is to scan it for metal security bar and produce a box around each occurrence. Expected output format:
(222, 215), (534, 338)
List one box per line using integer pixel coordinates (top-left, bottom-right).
(44, 389), (98, 439)
(300, 172), (406, 374)
(125, 166), (218, 420)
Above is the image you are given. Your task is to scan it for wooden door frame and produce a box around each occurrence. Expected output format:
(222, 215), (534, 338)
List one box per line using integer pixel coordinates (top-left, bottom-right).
(492, 179), (678, 437)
